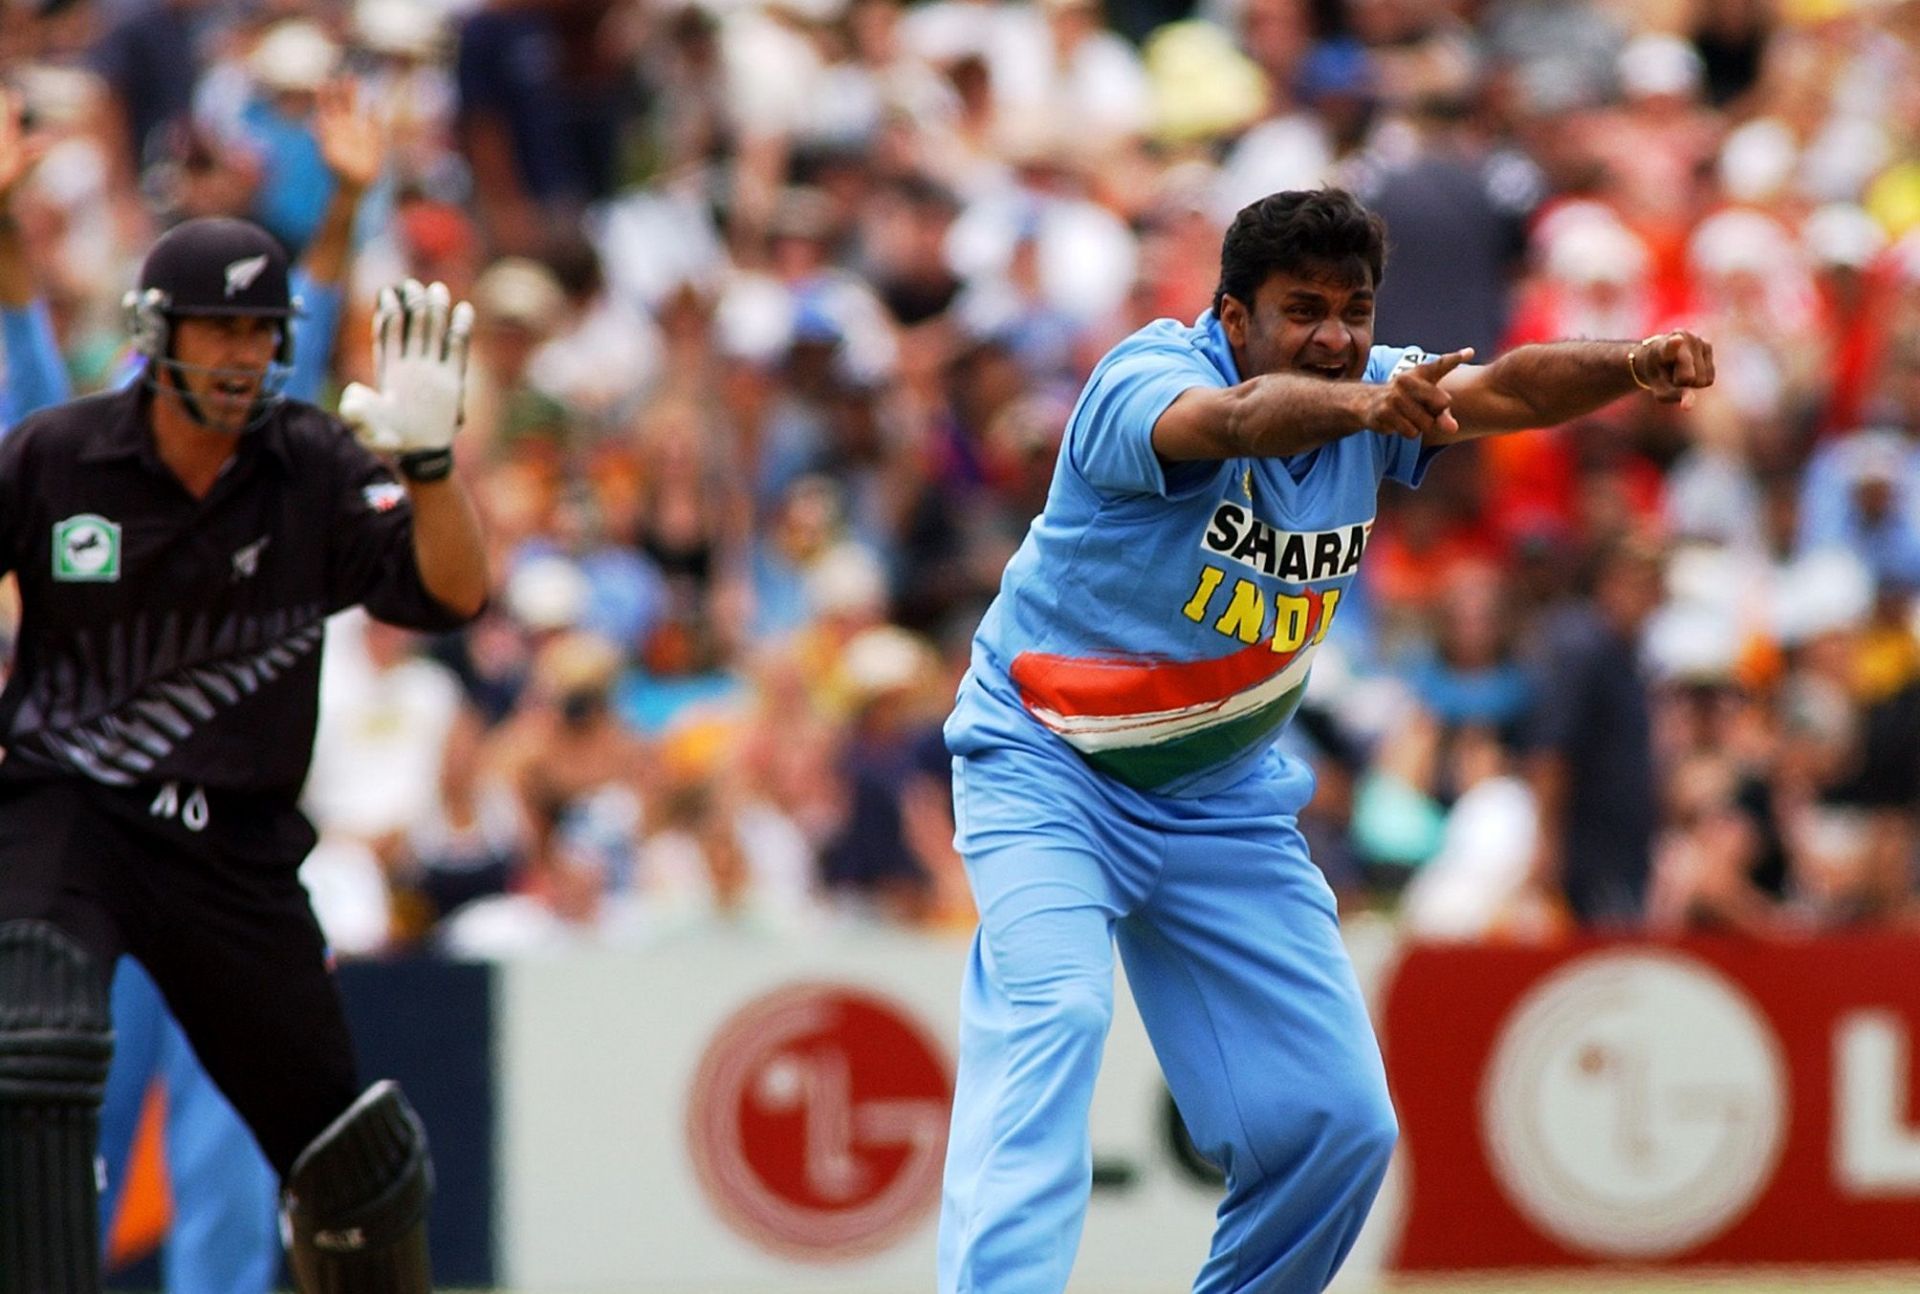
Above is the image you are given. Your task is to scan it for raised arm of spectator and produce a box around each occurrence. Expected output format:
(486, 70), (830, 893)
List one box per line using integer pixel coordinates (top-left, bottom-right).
(305, 78), (381, 289)
(0, 90), (69, 430)
(286, 78), (386, 404)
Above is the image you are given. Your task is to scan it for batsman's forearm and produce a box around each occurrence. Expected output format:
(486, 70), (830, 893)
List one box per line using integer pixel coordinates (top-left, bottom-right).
(1480, 341), (1641, 427)
(407, 475), (489, 618)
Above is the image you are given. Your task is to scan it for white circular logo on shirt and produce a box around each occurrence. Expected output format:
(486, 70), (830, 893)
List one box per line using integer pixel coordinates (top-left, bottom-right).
(1480, 949), (1787, 1258)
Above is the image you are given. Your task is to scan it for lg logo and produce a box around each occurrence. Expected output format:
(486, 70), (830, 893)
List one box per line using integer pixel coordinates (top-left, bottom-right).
(1479, 950), (1789, 1259)
(686, 984), (952, 1261)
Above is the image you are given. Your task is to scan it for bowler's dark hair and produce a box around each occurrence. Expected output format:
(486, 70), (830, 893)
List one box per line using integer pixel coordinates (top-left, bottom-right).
(1212, 189), (1388, 316)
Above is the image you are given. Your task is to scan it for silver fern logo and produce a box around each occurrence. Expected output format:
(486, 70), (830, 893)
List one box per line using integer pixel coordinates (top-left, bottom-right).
(32, 619), (325, 785)
(224, 254), (269, 298)
(231, 535), (270, 581)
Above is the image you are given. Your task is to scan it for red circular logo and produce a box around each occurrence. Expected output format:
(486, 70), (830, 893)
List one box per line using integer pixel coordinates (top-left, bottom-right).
(686, 982), (954, 1261)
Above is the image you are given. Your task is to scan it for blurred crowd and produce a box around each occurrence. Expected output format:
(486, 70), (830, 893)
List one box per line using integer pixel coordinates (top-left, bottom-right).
(2, 0), (1919, 955)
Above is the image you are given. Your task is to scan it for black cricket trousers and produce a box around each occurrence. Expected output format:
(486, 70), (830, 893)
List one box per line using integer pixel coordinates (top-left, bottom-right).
(0, 773), (360, 1176)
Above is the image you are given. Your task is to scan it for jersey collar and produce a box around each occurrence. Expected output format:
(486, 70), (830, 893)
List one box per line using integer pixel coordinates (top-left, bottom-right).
(79, 381), (296, 475)
(1192, 309), (1244, 385)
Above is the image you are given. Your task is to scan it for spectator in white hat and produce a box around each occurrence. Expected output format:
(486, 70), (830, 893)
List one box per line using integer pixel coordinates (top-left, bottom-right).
(1687, 207), (1825, 426)
(211, 20), (343, 255)
(462, 255), (572, 461)
(1505, 202), (1656, 348)
(351, 0), (458, 193)
(1594, 33), (1719, 232)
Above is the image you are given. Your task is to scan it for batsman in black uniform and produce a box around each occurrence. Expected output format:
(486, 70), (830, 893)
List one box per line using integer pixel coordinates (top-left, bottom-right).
(0, 217), (489, 1292)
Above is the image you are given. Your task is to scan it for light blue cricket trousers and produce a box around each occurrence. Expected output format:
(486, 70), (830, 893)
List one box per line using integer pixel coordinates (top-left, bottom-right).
(937, 742), (1397, 1294)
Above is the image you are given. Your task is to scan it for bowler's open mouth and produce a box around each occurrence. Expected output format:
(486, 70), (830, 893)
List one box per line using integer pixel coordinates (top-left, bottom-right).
(1297, 360), (1349, 380)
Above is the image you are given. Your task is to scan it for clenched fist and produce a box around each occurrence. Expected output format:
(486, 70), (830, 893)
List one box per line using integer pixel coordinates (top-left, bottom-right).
(1630, 330), (1715, 407)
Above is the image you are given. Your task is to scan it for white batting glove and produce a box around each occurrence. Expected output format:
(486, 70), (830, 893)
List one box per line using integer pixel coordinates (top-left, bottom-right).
(339, 279), (474, 479)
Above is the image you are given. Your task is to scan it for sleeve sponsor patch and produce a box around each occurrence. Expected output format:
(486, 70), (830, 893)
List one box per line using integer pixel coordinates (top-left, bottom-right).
(362, 481), (406, 513)
(1387, 346), (1431, 380)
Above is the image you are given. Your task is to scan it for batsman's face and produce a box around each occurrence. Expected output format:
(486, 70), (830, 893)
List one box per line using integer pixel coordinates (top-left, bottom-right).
(171, 314), (280, 433)
(1222, 259), (1376, 384)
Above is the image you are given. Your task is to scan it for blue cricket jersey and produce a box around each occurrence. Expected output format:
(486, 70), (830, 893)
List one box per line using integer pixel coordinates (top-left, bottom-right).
(945, 310), (1435, 804)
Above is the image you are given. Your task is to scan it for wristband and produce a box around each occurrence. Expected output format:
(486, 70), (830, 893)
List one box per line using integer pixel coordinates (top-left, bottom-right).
(1627, 336), (1660, 391)
(397, 447), (454, 483)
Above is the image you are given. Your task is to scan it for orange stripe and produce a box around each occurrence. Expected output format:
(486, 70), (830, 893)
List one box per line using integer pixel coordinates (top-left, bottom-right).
(1010, 587), (1324, 720)
(107, 1080), (172, 1269)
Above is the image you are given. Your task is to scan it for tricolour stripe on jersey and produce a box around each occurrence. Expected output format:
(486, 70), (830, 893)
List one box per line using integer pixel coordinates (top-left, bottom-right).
(1008, 587), (1328, 789)
(1081, 675), (1308, 787)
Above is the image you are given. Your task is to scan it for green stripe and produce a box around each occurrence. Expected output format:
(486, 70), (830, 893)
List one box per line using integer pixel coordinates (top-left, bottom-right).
(1079, 679), (1308, 790)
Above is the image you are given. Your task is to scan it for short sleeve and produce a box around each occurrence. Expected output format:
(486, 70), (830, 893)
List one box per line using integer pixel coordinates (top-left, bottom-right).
(321, 423), (476, 631)
(1364, 344), (1446, 489)
(1066, 339), (1224, 498)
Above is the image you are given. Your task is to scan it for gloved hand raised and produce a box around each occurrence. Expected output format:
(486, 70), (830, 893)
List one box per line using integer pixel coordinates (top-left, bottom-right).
(339, 278), (474, 481)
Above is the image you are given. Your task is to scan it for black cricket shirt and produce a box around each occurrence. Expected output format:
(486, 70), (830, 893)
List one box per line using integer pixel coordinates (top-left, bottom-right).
(0, 384), (476, 796)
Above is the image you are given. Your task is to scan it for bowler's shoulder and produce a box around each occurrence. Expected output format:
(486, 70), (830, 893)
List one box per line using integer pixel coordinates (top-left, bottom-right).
(1106, 315), (1202, 353)
(1093, 315), (1229, 382)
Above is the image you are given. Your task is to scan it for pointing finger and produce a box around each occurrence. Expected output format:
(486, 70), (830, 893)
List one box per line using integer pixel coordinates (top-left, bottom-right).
(1413, 347), (1475, 382)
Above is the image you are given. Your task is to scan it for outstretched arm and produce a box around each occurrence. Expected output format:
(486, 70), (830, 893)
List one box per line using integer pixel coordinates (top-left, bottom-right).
(1154, 348), (1477, 462)
(1434, 331), (1716, 443)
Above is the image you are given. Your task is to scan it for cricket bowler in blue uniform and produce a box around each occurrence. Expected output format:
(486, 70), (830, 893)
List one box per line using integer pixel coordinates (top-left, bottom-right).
(938, 188), (1715, 1294)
